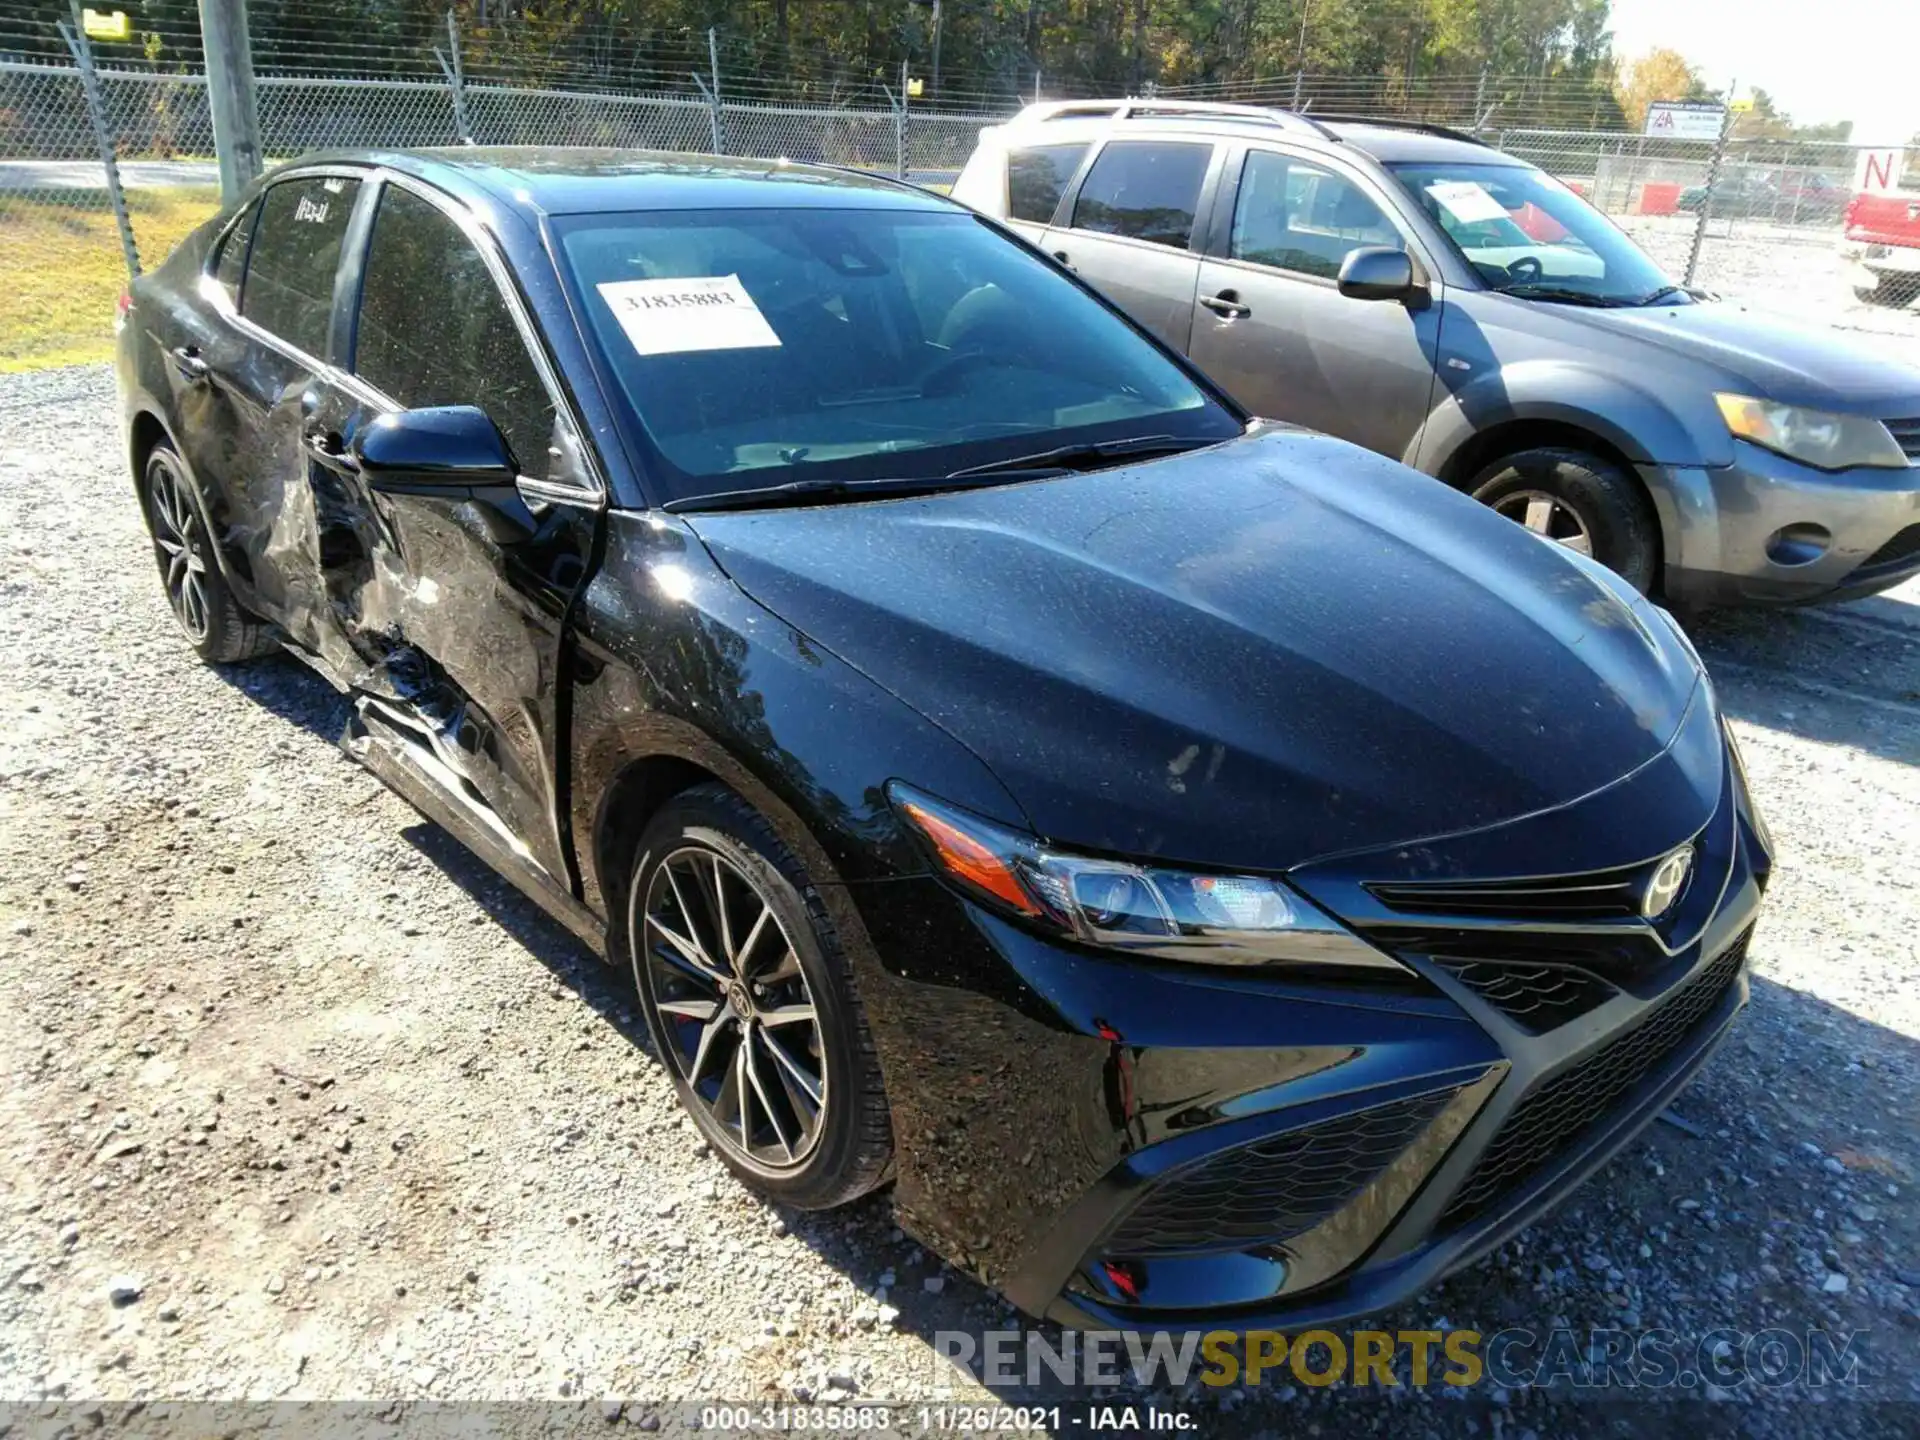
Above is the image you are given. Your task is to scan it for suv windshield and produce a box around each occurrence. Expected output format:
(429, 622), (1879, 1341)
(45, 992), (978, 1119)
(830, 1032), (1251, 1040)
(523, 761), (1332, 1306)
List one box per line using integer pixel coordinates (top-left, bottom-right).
(557, 207), (1242, 506)
(1387, 162), (1682, 305)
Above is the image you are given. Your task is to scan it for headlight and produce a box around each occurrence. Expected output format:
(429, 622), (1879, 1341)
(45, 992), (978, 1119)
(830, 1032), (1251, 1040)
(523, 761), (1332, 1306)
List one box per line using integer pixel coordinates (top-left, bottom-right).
(1714, 394), (1908, 471)
(889, 783), (1410, 976)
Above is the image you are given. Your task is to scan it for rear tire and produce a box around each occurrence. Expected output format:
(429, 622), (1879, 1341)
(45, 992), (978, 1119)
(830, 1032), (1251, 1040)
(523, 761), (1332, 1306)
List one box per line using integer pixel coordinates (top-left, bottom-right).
(628, 783), (893, 1210)
(1468, 446), (1661, 595)
(140, 442), (278, 665)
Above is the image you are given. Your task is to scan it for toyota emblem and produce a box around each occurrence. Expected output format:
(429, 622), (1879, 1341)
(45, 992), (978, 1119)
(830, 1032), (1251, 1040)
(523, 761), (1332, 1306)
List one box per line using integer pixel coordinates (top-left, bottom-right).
(1642, 846), (1694, 918)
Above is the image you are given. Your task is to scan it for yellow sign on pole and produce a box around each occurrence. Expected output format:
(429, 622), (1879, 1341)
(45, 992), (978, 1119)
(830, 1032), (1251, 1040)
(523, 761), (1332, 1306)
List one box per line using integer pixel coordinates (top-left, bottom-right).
(82, 8), (130, 41)
(907, 77), (925, 98)
(1728, 97), (1754, 113)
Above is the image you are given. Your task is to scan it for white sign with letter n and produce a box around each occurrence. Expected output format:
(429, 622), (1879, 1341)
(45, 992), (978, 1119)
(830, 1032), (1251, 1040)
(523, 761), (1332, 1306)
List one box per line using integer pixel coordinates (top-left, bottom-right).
(1853, 149), (1908, 194)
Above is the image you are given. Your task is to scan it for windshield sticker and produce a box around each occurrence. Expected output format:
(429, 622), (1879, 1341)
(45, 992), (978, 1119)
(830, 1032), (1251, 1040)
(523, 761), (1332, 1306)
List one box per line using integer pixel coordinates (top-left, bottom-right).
(596, 275), (782, 356)
(1425, 180), (1511, 224)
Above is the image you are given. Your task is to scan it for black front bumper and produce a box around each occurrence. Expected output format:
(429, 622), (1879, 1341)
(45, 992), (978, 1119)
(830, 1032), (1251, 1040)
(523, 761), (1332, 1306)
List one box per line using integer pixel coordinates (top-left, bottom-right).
(1045, 936), (1749, 1332)
(840, 693), (1770, 1332)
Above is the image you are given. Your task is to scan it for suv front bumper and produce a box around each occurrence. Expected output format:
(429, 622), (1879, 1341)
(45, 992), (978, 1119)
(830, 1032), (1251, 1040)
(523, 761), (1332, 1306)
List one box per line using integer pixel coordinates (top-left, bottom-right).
(1649, 440), (1920, 606)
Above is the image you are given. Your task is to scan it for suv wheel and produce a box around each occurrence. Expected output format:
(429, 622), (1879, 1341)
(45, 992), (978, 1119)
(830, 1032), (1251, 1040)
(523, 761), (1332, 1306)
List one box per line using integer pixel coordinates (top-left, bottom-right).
(628, 783), (892, 1209)
(1468, 447), (1660, 594)
(141, 442), (278, 664)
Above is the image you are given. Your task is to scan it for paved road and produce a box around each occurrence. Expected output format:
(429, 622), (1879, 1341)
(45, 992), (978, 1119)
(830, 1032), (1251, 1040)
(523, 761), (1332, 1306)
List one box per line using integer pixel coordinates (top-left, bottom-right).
(0, 158), (219, 190)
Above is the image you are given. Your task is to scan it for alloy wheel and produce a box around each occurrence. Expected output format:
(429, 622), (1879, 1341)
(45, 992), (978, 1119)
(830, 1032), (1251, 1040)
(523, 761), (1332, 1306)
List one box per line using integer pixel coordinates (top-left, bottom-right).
(1492, 489), (1594, 557)
(146, 453), (212, 642)
(640, 845), (828, 1170)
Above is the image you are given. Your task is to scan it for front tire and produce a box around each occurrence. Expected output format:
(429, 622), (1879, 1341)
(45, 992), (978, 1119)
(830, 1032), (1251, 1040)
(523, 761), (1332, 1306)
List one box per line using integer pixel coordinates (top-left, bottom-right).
(1469, 447), (1661, 595)
(628, 783), (892, 1209)
(141, 442), (276, 664)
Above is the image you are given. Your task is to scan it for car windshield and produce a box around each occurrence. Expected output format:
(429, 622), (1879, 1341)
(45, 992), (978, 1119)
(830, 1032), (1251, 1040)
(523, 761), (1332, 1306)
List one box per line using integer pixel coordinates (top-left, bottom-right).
(556, 207), (1242, 506)
(1386, 161), (1682, 305)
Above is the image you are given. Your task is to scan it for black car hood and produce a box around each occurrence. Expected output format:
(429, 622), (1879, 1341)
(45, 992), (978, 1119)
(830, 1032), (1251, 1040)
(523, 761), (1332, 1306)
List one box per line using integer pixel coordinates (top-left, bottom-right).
(1571, 300), (1920, 411)
(687, 430), (1704, 873)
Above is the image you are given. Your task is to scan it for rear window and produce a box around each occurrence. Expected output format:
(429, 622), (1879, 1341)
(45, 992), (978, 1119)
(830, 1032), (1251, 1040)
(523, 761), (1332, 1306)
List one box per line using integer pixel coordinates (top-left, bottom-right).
(241, 175), (360, 357)
(1071, 141), (1212, 250)
(210, 200), (258, 306)
(557, 207), (1237, 505)
(1007, 144), (1087, 224)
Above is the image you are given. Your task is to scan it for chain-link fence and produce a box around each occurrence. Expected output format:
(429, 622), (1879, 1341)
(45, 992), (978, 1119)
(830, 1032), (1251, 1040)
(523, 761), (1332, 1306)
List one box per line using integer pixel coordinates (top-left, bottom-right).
(1499, 129), (1916, 342)
(6, 20), (1917, 370)
(0, 26), (1014, 369)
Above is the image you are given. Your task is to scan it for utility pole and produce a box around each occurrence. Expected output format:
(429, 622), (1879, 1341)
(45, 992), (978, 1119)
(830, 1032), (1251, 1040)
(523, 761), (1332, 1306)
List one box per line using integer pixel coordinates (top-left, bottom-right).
(930, 0), (942, 98)
(1291, 0), (1311, 108)
(1131, 0), (1145, 94)
(197, 0), (262, 203)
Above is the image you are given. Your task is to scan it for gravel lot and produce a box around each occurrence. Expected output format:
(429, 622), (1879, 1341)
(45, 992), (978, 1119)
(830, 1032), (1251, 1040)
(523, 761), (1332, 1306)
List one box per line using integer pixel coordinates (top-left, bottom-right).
(2, 365), (1919, 1433)
(1618, 214), (1920, 347)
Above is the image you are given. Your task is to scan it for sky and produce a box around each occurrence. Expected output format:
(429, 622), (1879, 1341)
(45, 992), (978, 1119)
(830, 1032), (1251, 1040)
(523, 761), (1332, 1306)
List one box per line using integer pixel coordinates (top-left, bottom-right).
(1608, 0), (1919, 145)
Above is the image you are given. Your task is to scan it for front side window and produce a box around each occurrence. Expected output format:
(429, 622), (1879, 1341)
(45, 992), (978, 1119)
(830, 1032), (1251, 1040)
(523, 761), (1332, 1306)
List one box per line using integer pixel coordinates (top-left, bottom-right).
(352, 185), (560, 480)
(1071, 141), (1212, 250)
(1007, 143), (1087, 224)
(558, 207), (1240, 506)
(210, 200), (259, 306)
(241, 176), (360, 357)
(1229, 151), (1404, 280)
(1388, 161), (1677, 303)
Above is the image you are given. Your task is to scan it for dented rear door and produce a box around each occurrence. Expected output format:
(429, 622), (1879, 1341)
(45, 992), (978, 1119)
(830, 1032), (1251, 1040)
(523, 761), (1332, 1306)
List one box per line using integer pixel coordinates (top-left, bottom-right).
(194, 169), (369, 669)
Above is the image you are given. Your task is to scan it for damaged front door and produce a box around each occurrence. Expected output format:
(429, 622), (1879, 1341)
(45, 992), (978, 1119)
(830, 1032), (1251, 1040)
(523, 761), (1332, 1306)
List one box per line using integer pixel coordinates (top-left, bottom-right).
(314, 177), (602, 887)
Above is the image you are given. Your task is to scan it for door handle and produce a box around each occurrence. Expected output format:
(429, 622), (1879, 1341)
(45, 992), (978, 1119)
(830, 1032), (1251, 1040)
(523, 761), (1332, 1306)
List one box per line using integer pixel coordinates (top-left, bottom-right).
(169, 345), (209, 382)
(1051, 249), (1074, 270)
(1200, 291), (1252, 320)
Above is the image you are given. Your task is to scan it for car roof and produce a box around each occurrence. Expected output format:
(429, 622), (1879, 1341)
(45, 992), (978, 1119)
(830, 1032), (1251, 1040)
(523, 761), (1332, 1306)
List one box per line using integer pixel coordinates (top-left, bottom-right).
(1321, 122), (1530, 167)
(991, 102), (1530, 169)
(273, 147), (958, 218)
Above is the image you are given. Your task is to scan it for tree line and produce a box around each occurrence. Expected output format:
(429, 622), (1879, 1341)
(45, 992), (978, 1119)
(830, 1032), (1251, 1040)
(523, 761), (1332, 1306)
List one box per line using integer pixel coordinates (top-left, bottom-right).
(1, 0), (1866, 137)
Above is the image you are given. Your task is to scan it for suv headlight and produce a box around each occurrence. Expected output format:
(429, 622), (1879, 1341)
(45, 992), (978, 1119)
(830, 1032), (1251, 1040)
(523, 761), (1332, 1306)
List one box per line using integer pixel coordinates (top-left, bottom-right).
(1715, 394), (1908, 471)
(889, 783), (1409, 976)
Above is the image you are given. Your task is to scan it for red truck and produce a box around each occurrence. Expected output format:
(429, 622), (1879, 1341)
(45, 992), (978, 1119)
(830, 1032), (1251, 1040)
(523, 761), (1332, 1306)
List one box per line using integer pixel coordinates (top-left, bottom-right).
(1842, 191), (1920, 306)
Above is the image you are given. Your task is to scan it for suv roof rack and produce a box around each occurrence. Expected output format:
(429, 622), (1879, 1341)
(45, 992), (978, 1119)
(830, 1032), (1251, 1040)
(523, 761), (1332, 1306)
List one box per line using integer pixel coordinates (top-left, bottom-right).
(1304, 113), (1492, 148)
(1008, 97), (1336, 140)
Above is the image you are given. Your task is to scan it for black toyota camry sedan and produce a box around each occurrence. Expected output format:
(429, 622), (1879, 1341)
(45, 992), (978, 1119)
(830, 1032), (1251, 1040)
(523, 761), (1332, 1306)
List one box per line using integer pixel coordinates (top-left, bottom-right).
(116, 148), (1770, 1331)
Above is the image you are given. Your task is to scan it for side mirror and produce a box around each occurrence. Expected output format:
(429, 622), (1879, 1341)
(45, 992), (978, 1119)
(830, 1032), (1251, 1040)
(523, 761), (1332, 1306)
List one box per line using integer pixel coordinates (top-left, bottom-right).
(352, 405), (517, 494)
(1337, 246), (1425, 306)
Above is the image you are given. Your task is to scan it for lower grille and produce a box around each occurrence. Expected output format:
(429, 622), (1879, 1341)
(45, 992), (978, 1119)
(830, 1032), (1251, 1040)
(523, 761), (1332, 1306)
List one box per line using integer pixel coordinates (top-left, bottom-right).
(1885, 417), (1920, 463)
(1861, 523), (1920, 572)
(1440, 933), (1749, 1227)
(1107, 1089), (1458, 1257)
(1432, 957), (1615, 1032)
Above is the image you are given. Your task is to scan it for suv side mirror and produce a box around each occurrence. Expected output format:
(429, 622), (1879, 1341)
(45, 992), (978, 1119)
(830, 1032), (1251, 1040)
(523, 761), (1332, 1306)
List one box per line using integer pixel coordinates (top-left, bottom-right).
(352, 405), (517, 494)
(1337, 247), (1425, 306)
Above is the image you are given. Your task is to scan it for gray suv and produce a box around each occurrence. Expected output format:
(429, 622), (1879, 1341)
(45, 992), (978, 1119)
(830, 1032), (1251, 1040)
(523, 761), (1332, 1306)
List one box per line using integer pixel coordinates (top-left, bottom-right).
(953, 101), (1920, 606)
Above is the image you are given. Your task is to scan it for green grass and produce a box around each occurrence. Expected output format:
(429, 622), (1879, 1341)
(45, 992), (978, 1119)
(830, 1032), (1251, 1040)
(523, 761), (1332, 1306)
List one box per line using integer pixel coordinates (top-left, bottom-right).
(0, 187), (221, 372)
